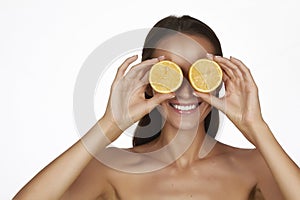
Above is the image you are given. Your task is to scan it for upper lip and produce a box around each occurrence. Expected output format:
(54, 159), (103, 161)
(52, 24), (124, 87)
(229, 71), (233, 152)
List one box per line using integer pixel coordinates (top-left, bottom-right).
(169, 100), (202, 106)
(168, 101), (202, 106)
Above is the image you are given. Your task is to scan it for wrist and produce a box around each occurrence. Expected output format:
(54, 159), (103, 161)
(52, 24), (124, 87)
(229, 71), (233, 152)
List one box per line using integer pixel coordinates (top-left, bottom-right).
(98, 116), (123, 142)
(245, 120), (272, 146)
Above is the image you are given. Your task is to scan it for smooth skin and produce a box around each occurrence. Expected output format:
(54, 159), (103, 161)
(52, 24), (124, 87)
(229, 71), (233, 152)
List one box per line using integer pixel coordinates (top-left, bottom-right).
(14, 34), (300, 200)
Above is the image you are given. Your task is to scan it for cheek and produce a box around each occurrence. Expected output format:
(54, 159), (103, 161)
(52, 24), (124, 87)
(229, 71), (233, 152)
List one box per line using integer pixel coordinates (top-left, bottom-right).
(156, 103), (168, 119)
(199, 102), (213, 119)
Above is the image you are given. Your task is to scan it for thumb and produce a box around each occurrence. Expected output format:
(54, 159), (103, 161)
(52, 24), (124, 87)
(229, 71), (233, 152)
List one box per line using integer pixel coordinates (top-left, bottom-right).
(146, 92), (175, 110)
(193, 91), (224, 112)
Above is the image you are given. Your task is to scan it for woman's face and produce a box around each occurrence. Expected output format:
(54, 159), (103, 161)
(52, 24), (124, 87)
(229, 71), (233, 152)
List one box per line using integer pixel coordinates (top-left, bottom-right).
(151, 33), (216, 131)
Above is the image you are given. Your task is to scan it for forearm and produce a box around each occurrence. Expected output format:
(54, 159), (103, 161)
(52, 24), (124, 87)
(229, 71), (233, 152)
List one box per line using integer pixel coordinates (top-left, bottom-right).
(251, 122), (300, 200)
(14, 117), (121, 200)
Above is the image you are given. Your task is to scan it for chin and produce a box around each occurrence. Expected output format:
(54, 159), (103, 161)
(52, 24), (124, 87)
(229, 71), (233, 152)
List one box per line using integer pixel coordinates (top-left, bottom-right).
(169, 118), (201, 131)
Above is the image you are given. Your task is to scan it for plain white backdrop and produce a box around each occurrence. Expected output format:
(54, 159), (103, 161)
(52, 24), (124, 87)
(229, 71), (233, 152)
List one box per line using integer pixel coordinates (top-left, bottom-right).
(1, 0), (300, 199)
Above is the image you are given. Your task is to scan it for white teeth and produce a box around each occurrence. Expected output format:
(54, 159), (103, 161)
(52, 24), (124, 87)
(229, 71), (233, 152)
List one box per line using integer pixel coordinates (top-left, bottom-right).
(173, 104), (197, 111)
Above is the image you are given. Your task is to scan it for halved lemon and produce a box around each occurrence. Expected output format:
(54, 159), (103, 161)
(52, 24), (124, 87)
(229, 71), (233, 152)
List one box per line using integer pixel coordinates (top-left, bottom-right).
(189, 59), (223, 93)
(149, 60), (183, 93)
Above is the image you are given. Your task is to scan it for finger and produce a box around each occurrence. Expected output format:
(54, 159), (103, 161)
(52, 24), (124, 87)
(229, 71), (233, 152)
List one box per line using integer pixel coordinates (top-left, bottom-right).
(146, 92), (175, 110)
(193, 91), (225, 112)
(140, 70), (150, 84)
(221, 74), (236, 93)
(132, 78), (149, 96)
(114, 55), (138, 83)
(130, 56), (165, 72)
(229, 56), (254, 82)
(125, 57), (163, 80)
(222, 71), (230, 83)
(214, 56), (244, 81)
(207, 54), (236, 80)
(206, 53), (214, 60)
(218, 62), (236, 80)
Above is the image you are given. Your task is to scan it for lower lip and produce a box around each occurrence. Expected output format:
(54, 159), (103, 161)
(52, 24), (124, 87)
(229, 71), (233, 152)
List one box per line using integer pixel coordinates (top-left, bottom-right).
(169, 103), (200, 114)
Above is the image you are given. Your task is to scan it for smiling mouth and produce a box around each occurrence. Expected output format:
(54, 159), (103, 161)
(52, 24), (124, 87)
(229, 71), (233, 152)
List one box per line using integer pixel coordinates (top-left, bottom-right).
(169, 102), (201, 112)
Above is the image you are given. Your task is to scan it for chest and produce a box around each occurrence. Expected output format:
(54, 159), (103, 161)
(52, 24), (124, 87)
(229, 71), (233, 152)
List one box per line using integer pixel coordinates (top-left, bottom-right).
(109, 162), (256, 200)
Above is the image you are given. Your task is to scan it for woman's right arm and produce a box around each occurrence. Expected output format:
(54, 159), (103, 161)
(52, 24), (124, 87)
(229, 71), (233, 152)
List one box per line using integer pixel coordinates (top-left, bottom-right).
(14, 55), (173, 199)
(13, 117), (121, 200)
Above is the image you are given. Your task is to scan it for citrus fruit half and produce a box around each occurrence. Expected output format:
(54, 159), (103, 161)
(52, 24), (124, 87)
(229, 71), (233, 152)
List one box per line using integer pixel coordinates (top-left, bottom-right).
(189, 59), (223, 93)
(149, 60), (183, 93)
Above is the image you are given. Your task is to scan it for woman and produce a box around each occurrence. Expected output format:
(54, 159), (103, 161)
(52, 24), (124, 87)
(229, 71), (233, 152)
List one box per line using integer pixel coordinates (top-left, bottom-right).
(14, 15), (299, 200)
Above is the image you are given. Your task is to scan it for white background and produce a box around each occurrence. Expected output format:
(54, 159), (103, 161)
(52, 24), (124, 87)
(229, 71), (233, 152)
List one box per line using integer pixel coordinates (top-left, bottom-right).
(1, 0), (300, 199)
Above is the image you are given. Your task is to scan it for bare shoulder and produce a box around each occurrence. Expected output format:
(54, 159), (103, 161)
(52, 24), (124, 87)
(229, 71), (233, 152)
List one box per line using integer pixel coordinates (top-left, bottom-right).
(214, 142), (284, 199)
(215, 141), (260, 155)
(210, 141), (259, 162)
(214, 143), (268, 173)
(210, 142), (265, 180)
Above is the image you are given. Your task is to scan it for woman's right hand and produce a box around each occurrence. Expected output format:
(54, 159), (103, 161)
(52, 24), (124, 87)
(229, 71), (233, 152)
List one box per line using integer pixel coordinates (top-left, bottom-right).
(102, 55), (175, 140)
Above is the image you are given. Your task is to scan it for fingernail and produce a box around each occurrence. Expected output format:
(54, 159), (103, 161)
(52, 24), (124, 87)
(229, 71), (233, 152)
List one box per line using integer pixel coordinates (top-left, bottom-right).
(206, 53), (213, 59)
(169, 93), (176, 98)
(167, 95), (176, 100)
(158, 55), (165, 60)
(193, 91), (200, 97)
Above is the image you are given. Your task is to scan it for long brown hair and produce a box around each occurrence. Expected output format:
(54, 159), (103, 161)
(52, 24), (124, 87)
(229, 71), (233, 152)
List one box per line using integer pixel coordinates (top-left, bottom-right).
(133, 15), (223, 146)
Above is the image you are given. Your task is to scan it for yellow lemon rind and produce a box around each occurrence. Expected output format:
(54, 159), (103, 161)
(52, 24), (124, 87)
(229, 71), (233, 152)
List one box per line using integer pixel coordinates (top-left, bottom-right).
(189, 59), (223, 93)
(149, 61), (183, 93)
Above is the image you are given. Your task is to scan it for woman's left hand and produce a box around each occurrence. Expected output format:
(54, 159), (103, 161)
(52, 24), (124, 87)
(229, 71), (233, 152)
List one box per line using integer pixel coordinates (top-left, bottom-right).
(194, 55), (265, 144)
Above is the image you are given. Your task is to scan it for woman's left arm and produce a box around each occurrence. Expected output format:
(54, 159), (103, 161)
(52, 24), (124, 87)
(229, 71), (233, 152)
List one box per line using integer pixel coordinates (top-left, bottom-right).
(195, 54), (300, 200)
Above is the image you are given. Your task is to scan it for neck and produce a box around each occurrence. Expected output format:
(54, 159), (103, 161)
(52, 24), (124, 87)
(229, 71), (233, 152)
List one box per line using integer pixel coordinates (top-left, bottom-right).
(156, 122), (208, 169)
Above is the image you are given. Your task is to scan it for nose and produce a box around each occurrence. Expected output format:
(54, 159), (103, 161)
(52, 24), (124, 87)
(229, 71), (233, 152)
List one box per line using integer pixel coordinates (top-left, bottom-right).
(175, 78), (195, 99)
